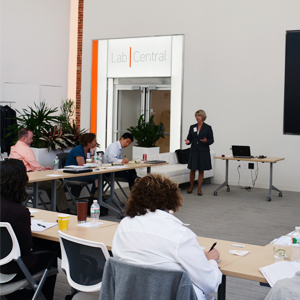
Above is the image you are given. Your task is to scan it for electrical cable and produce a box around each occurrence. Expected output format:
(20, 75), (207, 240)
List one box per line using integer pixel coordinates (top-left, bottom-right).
(237, 162), (259, 191)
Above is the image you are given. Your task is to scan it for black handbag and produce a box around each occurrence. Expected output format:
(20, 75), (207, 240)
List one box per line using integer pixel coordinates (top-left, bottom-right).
(175, 148), (190, 164)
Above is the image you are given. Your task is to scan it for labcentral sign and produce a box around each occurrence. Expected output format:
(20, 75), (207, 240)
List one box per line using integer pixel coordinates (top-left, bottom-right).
(107, 36), (172, 77)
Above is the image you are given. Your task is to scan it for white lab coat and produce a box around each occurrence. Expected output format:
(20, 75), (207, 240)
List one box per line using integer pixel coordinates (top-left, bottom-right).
(112, 209), (222, 300)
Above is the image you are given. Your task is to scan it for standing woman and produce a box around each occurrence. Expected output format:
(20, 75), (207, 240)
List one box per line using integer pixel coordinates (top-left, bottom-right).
(185, 109), (214, 195)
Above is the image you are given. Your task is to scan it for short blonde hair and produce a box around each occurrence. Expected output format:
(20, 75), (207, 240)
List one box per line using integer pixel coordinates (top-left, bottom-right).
(195, 109), (207, 121)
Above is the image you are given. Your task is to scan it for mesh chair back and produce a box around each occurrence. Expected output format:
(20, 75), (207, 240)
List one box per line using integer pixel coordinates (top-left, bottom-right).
(59, 230), (110, 293)
(57, 152), (69, 168)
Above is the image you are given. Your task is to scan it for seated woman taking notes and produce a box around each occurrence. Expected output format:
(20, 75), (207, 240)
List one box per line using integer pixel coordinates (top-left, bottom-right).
(112, 174), (222, 300)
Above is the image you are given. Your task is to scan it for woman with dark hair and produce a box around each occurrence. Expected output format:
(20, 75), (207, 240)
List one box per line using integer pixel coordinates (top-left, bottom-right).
(185, 109), (214, 196)
(112, 174), (222, 300)
(65, 133), (99, 195)
(0, 159), (57, 300)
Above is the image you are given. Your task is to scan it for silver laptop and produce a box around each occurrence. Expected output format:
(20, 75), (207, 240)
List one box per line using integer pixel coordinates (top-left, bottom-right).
(232, 145), (253, 158)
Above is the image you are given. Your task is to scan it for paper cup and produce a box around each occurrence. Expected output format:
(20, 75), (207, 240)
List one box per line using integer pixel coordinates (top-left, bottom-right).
(57, 214), (70, 230)
(86, 159), (92, 163)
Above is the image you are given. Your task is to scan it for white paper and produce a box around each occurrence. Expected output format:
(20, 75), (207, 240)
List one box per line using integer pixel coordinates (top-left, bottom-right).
(228, 250), (249, 256)
(259, 261), (300, 287)
(270, 236), (292, 246)
(29, 209), (39, 214)
(77, 221), (104, 228)
(47, 174), (62, 177)
(31, 219), (58, 232)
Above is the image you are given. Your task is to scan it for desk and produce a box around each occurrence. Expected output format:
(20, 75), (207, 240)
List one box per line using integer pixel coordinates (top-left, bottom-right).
(31, 209), (118, 250)
(197, 236), (263, 300)
(213, 156), (284, 201)
(28, 161), (168, 216)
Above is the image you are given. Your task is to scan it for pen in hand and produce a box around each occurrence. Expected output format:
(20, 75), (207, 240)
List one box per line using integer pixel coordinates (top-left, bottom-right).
(209, 242), (217, 252)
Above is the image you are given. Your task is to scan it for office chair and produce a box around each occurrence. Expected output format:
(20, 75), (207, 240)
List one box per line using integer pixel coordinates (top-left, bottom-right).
(24, 187), (49, 210)
(0, 222), (58, 300)
(57, 152), (92, 205)
(99, 257), (198, 300)
(58, 230), (111, 300)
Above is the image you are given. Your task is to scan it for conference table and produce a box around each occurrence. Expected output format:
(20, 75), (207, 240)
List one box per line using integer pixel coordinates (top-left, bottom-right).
(213, 156), (285, 201)
(28, 161), (167, 217)
(31, 209), (266, 300)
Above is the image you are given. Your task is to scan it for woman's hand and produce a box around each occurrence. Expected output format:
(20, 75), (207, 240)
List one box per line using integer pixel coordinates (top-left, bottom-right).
(184, 139), (191, 145)
(200, 137), (207, 143)
(204, 248), (220, 262)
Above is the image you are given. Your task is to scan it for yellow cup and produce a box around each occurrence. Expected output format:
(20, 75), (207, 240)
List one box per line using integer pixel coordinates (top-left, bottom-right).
(57, 214), (70, 231)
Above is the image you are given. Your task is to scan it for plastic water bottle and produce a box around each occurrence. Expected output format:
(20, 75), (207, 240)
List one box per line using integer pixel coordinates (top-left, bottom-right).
(98, 153), (103, 167)
(53, 155), (59, 170)
(291, 226), (300, 262)
(90, 200), (100, 227)
(93, 152), (98, 164)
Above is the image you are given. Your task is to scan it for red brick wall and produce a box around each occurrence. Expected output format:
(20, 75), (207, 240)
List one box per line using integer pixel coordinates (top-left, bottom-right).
(76, 0), (84, 129)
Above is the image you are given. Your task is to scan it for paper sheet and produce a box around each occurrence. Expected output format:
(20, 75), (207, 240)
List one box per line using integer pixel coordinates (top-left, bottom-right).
(270, 235), (292, 246)
(31, 219), (58, 232)
(259, 261), (300, 287)
(77, 221), (104, 228)
(47, 173), (63, 177)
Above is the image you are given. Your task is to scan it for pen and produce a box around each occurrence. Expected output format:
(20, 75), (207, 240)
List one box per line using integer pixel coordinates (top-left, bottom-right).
(37, 223), (46, 228)
(209, 242), (217, 252)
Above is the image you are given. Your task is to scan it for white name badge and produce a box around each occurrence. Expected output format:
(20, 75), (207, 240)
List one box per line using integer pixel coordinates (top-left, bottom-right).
(193, 127), (197, 132)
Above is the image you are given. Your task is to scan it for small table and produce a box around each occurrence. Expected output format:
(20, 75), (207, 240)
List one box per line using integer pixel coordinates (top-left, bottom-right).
(213, 156), (284, 201)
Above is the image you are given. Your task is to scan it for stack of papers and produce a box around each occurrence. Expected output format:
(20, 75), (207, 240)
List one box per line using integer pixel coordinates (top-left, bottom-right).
(77, 221), (104, 228)
(228, 250), (249, 256)
(260, 261), (300, 287)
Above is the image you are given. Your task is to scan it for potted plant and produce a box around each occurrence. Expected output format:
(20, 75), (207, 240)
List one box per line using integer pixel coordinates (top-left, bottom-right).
(127, 114), (165, 159)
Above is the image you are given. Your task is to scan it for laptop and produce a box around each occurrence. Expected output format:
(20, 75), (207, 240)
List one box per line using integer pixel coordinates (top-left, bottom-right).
(145, 160), (166, 164)
(232, 145), (253, 158)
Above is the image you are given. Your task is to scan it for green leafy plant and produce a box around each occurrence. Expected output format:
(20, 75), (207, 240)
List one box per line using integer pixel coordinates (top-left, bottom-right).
(5, 101), (60, 148)
(59, 99), (76, 132)
(127, 114), (165, 147)
(39, 125), (76, 152)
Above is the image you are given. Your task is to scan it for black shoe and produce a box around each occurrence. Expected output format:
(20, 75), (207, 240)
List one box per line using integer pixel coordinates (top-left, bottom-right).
(187, 189), (193, 194)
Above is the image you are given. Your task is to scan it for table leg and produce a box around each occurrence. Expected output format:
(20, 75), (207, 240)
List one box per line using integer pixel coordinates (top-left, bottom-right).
(266, 163), (282, 201)
(214, 160), (230, 195)
(98, 172), (124, 218)
(147, 166), (151, 174)
(217, 274), (226, 300)
(51, 180), (57, 211)
(33, 182), (38, 208)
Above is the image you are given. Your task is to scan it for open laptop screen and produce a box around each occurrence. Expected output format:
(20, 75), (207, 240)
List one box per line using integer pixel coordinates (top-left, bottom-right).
(232, 145), (252, 158)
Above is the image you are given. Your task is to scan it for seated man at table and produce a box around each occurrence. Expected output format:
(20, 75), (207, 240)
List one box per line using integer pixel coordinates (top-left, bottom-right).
(8, 128), (70, 213)
(103, 133), (137, 189)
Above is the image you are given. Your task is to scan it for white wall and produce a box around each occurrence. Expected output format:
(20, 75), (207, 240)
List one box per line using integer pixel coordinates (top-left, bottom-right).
(81, 0), (300, 192)
(0, 0), (71, 114)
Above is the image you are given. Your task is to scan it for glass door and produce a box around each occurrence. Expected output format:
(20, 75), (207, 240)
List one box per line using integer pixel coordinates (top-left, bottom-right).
(113, 84), (171, 159)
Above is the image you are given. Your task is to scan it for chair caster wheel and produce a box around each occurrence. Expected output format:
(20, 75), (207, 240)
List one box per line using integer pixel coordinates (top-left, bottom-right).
(279, 192), (282, 197)
(227, 187), (230, 192)
(214, 191), (217, 196)
(266, 197), (271, 201)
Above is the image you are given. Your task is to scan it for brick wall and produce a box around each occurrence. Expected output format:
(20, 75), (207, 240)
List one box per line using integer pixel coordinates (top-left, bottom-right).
(76, 0), (84, 129)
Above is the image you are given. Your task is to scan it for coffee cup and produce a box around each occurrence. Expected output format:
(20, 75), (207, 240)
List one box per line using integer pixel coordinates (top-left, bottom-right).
(57, 214), (70, 230)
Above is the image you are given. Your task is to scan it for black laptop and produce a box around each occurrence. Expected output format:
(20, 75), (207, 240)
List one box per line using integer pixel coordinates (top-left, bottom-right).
(232, 145), (253, 158)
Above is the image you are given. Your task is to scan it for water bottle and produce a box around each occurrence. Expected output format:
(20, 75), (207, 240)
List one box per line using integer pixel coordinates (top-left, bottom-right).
(98, 153), (103, 167)
(291, 226), (300, 262)
(93, 152), (98, 164)
(87, 152), (91, 159)
(90, 200), (100, 227)
(53, 155), (59, 170)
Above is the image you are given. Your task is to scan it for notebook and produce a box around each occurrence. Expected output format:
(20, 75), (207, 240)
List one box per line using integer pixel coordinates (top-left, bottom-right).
(232, 145), (253, 158)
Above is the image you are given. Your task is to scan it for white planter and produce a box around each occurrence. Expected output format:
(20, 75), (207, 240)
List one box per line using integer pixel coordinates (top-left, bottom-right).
(132, 146), (160, 161)
(31, 147), (72, 168)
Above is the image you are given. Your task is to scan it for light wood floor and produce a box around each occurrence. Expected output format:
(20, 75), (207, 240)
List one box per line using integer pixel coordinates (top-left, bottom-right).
(51, 181), (300, 300)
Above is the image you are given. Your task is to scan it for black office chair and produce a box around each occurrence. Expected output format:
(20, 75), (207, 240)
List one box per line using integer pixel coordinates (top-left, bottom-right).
(0, 222), (58, 300)
(56, 153), (92, 205)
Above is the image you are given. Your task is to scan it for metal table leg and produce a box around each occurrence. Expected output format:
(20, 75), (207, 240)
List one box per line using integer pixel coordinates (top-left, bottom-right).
(266, 162), (282, 201)
(147, 166), (151, 174)
(51, 180), (57, 211)
(214, 160), (230, 195)
(33, 182), (38, 208)
(217, 275), (226, 300)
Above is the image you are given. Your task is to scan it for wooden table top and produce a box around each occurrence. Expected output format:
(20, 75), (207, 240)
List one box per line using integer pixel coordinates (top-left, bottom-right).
(220, 243), (292, 283)
(197, 236), (263, 269)
(214, 156), (284, 163)
(27, 162), (168, 182)
(30, 209), (119, 250)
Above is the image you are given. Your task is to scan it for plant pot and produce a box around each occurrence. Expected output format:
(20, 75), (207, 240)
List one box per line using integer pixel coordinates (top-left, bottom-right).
(132, 146), (160, 161)
(31, 147), (72, 168)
